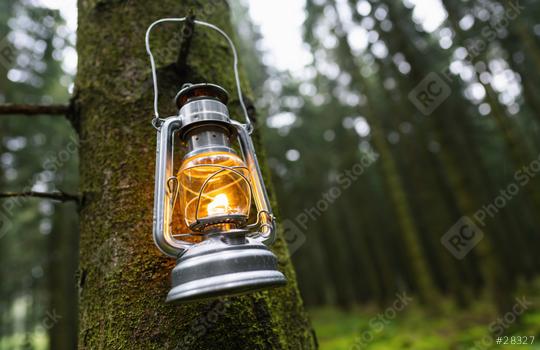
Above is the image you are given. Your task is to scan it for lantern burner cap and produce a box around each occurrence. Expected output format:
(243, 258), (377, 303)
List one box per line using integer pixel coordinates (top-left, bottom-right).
(175, 83), (229, 109)
(190, 214), (248, 231)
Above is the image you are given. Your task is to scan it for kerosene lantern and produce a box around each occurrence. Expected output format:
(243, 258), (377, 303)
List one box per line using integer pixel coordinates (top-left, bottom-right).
(147, 18), (286, 303)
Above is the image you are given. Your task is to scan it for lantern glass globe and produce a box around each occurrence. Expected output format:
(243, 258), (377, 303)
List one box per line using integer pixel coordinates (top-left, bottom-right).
(177, 151), (251, 231)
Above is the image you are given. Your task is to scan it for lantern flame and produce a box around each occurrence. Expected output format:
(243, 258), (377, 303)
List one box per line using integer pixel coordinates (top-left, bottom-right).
(207, 193), (230, 216)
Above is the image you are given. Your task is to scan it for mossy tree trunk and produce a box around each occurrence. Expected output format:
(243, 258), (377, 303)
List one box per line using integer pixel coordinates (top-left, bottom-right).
(76, 0), (316, 349)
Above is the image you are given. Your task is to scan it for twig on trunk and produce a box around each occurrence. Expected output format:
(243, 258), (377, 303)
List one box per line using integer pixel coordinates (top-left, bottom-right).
(0, 104), (70, 115)
(0, 98), (80, 133)
(0, 191), (81, 203)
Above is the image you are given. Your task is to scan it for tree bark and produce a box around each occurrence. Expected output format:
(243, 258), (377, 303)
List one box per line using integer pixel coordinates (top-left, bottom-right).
(76, 1), (316, 349)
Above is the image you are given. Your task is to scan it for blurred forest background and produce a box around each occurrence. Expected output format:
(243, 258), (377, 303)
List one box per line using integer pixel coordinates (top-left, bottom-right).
(2, 0), (540, 349)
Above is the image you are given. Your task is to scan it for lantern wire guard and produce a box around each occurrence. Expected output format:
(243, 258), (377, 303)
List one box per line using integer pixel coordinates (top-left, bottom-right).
(147, 18), (285, 302)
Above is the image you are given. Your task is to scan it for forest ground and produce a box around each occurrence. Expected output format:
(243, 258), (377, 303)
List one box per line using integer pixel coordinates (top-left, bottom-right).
(311, 280), (540, 350)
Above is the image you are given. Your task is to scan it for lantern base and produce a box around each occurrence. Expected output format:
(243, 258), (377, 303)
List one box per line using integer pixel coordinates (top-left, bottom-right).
(166, 236), (286, 303)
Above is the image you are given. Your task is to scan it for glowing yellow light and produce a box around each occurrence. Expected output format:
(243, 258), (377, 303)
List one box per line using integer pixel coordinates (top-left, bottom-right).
(177, 151), (251, 231)
(207, 193), (230, 216)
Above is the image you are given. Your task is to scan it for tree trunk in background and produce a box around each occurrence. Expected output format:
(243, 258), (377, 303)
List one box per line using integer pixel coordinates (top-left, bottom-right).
(76, 0), (316, 349)
(48, 202), (79, 350)
(330, 10), (438, 304)
(361, 93), (438, 304)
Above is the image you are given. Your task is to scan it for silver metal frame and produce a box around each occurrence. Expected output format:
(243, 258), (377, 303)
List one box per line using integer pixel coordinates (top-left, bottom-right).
(153, 116), (189, 256)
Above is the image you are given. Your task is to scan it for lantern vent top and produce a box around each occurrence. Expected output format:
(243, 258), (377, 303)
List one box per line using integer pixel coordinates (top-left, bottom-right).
(175, 83), (229, 110)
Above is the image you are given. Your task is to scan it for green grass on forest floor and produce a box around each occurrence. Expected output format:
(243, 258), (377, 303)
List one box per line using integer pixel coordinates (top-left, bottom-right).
(310, 296), (540, 350)
(0, 331), (47, 350)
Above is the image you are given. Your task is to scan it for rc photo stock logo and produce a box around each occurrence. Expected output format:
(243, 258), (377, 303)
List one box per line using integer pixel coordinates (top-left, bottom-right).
(281, 218), (307, 258)
(408, 72), (451, 116)
(441, 152), (540, 259)
(441, 216), (484, 260)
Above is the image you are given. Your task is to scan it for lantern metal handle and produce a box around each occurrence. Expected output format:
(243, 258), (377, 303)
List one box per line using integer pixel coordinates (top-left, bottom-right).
(145, 18), (253, 133)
